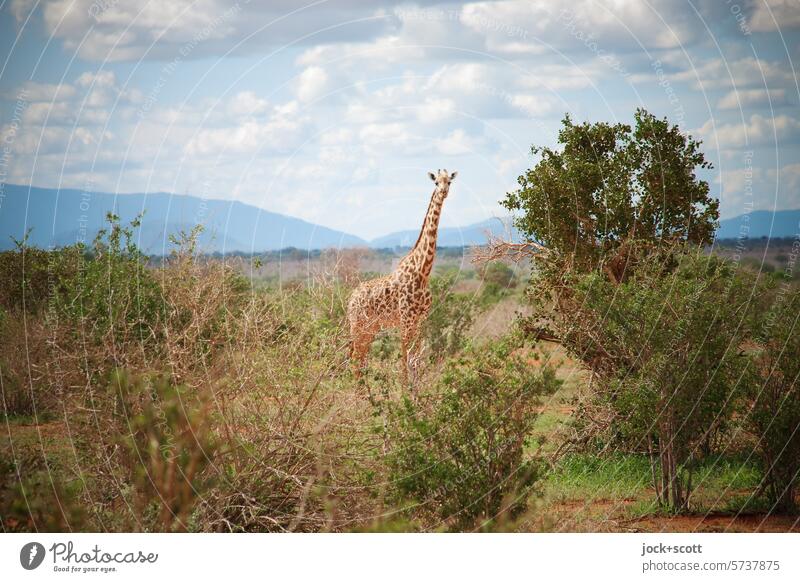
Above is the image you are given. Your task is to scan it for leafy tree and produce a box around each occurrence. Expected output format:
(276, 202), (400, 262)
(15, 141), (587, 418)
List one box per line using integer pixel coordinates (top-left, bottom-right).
(748, 286), (800, 513)
(568, 252), (754, 510)
(503, 109), (718, 283)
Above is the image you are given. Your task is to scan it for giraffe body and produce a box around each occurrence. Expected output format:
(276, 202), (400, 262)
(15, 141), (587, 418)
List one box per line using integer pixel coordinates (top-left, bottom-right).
(347, 169), (457, 379)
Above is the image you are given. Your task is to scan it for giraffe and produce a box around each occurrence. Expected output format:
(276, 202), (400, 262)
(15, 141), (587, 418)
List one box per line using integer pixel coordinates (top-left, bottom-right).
(347, 169), (458, 380)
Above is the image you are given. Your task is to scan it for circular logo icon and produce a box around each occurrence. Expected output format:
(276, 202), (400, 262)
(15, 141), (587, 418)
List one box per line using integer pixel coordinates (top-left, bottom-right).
(20, 542), (46, 570)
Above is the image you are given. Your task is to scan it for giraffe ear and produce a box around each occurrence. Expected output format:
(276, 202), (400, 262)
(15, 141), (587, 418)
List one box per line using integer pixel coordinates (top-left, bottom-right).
(428, 172), (436, 181)
(450, 171), (458, 180)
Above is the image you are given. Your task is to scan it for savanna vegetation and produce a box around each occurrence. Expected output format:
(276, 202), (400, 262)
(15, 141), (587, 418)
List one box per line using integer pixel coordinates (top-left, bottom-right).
(2, 109), (799, 532)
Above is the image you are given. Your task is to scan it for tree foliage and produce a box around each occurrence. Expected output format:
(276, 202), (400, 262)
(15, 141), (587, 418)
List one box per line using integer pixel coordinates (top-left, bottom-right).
(568, 252), (754, 509)
(503, 109), (718, 283)
(502, 110), (800, 513)
(748, 286), (800, 513)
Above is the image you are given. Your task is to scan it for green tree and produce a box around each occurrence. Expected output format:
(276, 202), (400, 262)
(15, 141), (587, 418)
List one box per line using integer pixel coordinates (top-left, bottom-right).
(503, 109), (718, 283)
(748, 286), (800, 513)
(570, 252), (754, 510)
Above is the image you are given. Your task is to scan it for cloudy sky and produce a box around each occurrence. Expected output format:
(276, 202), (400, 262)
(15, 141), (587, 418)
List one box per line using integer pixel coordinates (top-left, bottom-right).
(1, 0), (799, 239)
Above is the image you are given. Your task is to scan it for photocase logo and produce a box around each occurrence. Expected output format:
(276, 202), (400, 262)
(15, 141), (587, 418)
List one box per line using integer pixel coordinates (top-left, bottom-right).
(20, 542), (46, 570)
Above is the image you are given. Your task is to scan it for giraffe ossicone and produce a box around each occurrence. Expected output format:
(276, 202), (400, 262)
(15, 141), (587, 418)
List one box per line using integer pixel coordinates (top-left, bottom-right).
(347, 169), (458, 381)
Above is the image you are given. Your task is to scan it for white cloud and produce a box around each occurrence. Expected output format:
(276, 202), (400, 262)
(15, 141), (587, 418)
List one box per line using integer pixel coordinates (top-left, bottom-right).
(462, 0), (702, 55)
(436, 128), (484, 155)
(30, 0), (709, 65)
(772, 163), (800, 206)
(718, 161), (800, 217)
(296, 66), (330, 103)
(3, 81), (76, 102)
(670, 57), (796, 90)
(227, 91), (270, 117)
(717, 88), (788, 110)
(35, 0), (398, 62)
(41, 0), (244, 61)
(186, 100), (310, 156)
(9, 0), (36, 22)
(509, 94), (555, 117)
(698, 114), (800, 149)
(748, 0), (800, 32)
(359, 122), (416, 154)
(415, 97), (458, 124)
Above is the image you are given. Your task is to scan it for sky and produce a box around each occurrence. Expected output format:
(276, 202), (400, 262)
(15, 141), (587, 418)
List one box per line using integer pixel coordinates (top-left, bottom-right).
(1, 0), (799, 240)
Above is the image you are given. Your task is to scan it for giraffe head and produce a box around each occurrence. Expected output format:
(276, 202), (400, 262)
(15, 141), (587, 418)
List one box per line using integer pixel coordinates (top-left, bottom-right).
(427, 169), (457, 197)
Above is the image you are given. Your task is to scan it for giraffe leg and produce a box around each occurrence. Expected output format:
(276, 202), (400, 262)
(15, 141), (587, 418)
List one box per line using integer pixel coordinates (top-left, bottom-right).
(401, 323), (422, 386)
(350, 331), (373, 379)
(403, 289), (431, 386)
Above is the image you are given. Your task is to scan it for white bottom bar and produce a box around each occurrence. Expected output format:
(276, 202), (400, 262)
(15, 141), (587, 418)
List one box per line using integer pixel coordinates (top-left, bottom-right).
(2, 533), (797, 581)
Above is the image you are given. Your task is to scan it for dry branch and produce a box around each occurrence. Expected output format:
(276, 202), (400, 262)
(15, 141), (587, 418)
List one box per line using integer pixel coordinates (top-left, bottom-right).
(471, 230), (550, 266)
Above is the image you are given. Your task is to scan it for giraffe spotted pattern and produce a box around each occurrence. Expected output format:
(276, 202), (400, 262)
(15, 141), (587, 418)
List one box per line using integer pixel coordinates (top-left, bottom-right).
(347, 169), (457, 380)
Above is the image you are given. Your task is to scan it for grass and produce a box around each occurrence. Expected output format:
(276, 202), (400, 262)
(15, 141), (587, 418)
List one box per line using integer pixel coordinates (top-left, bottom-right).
(535, 451), (772, 531)
(545, 453), (651, 502)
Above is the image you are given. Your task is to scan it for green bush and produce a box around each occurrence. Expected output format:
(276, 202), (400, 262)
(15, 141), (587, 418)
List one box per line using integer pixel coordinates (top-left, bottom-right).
(0, 234), (82, 315)
(569, 252), (754, 510)
(748, 286), (800, 513)
(480, 262), (516, 302)
(481, 261), (515, 287)
(56, 214), (163, 348)
(423, 276), (477, 361)
(385, 337), (561, 530)
(0, 214), (164, 351)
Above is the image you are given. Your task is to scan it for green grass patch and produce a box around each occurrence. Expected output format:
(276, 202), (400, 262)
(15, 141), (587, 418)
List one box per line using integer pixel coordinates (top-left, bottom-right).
(545, 453), (651, 502)
(543, 452), (768, 519)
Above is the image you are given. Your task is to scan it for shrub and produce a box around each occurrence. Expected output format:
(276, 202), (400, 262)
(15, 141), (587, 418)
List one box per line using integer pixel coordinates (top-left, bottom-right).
(157, 227), (250, 378)
(55, 214), (163, 351)
(423, 276), (477, 361)
(479, 261), (516, 302)
(108, 370), (219, 531)
(385, 337), (561, 530)
(568, 252), (754, 510)
(0, 312), (59, 418)
(192, 278), (376, 532)
(748, 286), (800, 513)
(0, 231), (79, 314)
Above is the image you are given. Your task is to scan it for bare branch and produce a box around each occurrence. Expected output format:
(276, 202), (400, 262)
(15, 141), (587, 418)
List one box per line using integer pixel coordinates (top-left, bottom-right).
(471, 230), (550, 266)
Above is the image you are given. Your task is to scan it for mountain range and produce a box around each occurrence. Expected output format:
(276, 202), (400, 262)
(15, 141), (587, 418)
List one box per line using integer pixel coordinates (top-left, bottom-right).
(714, 210), (800, 240)
(0, 184), (364, 253)
(0, 184), (797, 253)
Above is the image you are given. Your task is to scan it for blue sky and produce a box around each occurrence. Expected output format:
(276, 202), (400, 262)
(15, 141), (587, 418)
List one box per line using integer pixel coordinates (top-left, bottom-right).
(1, 0), (799, 239)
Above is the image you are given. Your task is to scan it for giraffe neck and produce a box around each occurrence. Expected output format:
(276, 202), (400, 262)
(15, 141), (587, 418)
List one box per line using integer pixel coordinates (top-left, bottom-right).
(406, 187), (446, 280)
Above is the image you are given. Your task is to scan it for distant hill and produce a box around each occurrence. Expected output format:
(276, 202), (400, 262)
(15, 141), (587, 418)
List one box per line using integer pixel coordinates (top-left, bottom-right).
(716, 210), (800, 240)
(373, 210), (800, 248)
(0, 184), (366, 253)
(370, 217), (522, 248)
(2, 184), (797, 253)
